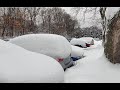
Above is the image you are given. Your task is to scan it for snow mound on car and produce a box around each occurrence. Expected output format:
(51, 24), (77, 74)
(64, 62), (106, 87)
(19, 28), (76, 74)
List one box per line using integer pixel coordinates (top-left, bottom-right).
(9, 34), (71, 58)
(0, 39), (64, 83)
(70, 38), (87, 48)
(80, 37), (94, 45)
(71, 45), (84, 57)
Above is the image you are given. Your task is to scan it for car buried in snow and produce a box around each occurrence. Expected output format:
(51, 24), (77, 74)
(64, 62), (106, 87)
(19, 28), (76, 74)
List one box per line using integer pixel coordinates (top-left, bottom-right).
(0, 39), (64, 83)
(9, 34), (75, 70)
(71, 45), (84, 61)
(70, 37), (94, 48)
(80, 37), (94, 45)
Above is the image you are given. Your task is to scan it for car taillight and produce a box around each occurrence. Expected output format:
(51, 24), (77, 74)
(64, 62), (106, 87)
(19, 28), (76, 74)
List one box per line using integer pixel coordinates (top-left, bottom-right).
(56, 58), (64, 62)
(86, 43), (91, 47)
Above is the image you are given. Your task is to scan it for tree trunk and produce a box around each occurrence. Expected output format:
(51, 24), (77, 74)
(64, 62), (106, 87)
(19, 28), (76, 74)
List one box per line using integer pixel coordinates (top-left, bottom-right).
(2, 27), (6, 38)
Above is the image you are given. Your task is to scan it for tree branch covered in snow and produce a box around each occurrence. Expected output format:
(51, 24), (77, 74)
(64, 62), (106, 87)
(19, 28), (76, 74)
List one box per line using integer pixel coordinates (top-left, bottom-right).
(99, 7), (107, 44)
(71, 7), (99, 23)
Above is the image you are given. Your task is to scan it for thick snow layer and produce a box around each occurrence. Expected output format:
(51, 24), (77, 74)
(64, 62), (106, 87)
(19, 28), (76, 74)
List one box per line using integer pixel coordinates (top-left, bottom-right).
(0, 39), (64, 83)
(65, 40), (120, 83)
(71, 45), (84, 57)
(80, 37), (94, 45)
(106, 7), (120, 20)
(70, 38), (87, 48)
(9, 34), (71, 58)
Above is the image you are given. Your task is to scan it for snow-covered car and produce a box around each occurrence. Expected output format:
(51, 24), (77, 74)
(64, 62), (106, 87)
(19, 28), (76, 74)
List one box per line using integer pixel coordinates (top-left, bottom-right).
(9, 34), (74, 70)
(80, 37), (94, 45)
(71, 45), (84, 61)
(70, 37), (94, 48)
(70, 38), (87, 48)
(0, 39), (64, 83)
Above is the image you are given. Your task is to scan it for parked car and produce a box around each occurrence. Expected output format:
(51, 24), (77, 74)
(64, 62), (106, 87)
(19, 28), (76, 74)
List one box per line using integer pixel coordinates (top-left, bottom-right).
(70, 37), (94, 48)
(0, 39), (64, 83)
(9, 34), (75, 70)
(70, 38), (87, 48)
(80, 37), (94, 45)
(71, 45), (84, 61)
(86, 43), (91, 47)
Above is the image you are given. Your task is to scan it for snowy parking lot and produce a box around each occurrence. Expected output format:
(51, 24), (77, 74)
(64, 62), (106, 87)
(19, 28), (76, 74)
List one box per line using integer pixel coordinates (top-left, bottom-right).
(64, 40), (120, 83)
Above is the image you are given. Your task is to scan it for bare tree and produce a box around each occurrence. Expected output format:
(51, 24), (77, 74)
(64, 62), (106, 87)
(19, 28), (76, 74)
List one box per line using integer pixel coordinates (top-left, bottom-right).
(26, 7), (41, 32)
(71, 7), (107, 42)
(99, 7), (107, 44)
(71, 7), (98, 23)
(38, 7), (79, 39)
(0, 7), (79, 40)
(19, 7), (27, 35)
(0, 7), (7, 38)
(39, 8), (47, 32)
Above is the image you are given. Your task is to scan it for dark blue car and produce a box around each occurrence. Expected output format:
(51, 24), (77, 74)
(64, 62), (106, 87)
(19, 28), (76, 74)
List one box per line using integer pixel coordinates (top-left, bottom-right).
(71, 56), (81, 61)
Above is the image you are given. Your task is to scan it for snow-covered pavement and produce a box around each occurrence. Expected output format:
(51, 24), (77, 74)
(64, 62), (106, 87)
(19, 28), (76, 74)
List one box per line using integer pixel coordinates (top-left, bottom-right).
(64, 40), (120, 83)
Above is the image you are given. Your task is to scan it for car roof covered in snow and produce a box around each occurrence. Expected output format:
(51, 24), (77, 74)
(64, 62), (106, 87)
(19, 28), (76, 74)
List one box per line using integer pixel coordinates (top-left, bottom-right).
(9, 34), (72, 58)
(79, 37), (94, 44)
(70, 38), (87, 47)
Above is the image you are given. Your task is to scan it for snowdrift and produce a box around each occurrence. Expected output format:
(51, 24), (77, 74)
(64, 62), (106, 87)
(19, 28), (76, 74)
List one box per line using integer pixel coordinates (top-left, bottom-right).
(0, 39), (64, 83)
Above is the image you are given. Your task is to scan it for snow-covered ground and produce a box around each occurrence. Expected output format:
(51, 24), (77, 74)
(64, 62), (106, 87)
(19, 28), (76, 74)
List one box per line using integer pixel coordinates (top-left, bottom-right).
(64, 40), (120, 83)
